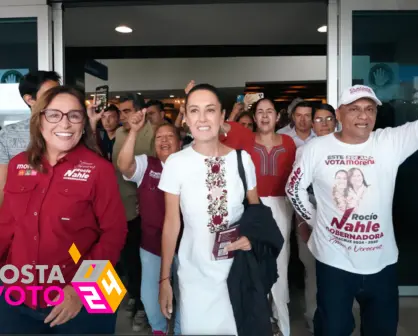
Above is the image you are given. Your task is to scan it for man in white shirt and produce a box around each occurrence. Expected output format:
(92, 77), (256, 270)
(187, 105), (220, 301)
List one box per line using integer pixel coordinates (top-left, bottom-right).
(295, 103), (337, 333)
(277, 100), (316, 148)
(286, 85), (418, 335)
(0, 70), (60, 206)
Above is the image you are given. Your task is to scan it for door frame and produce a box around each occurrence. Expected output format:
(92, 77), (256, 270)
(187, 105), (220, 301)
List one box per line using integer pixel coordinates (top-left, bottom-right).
(0, 4), (52, 71)
(330, 0), (418, 296)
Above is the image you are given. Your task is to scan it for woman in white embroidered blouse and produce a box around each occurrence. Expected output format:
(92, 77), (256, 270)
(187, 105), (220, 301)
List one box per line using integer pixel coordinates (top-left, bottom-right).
(158, 84), (259, 334)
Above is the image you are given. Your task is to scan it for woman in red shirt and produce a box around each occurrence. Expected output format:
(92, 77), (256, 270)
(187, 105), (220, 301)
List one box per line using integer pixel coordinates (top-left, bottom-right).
(251, 98), (296, 336)
(0, 86), (126, 334)
(211, 97), (296, 336)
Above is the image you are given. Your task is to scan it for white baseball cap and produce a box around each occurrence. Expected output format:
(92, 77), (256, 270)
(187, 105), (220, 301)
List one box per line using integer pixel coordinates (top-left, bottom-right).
(339, 85), (382, 107)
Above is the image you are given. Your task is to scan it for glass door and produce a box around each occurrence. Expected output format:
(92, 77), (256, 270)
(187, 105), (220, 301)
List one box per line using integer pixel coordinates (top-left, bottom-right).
(0, 4), (52, 123)
(337, 0), (418, 296)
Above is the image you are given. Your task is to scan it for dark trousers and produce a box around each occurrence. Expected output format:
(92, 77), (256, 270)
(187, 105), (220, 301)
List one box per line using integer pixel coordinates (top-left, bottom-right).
(0, 295), (117, 334)
(314, 260), (399, 336)
(118, 216), (143, 312)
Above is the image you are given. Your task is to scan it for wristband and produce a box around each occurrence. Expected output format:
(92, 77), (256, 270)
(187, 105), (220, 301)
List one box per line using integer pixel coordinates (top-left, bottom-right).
(159, 277), (170, 284)
(297, 221), (307, 228)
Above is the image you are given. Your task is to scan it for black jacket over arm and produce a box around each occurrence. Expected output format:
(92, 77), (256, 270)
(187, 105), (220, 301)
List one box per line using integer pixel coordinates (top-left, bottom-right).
(227, 204), (284, 336)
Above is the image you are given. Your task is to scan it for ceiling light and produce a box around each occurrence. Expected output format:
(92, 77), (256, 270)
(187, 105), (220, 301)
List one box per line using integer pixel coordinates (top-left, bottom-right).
(137, 92), (141, 95)
(317, 25), (327, 33)
(170, 95), (175, 98)
(115, 25), (133, 33)
(116, 96), (120, 99)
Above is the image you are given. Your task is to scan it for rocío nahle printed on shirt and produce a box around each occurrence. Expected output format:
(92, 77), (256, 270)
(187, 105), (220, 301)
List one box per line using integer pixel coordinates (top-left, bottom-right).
(288, 154), (383, 254)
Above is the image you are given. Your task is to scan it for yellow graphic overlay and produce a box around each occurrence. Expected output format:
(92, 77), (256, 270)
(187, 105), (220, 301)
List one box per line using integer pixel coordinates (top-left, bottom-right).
(84, 265), (95, 279)
(69, 243), (127, 313)
(68, 243), (81, 264)
(97, 261), (127, 312)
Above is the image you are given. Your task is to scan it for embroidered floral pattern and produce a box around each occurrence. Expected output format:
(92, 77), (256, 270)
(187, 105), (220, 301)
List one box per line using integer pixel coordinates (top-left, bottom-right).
(205, 157), (228, 233)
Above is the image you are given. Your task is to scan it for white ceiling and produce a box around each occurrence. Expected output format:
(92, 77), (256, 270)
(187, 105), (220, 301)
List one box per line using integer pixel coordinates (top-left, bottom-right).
(64, 2), (328, 46)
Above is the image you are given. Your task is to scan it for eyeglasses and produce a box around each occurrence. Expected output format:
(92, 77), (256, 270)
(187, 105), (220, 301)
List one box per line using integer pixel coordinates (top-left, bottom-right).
(346, 106), (377, 116)
(313, 116), (335, 124)
(41, 109), (85, 124)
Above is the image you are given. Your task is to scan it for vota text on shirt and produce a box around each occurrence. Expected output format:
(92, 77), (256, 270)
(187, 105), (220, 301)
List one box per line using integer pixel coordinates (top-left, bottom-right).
(0, 265), (65, 307)
(325, 155), (375, 166)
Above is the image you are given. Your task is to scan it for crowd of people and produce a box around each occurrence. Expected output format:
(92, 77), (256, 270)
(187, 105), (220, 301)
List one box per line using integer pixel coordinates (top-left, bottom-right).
(0, 70), (416, 336)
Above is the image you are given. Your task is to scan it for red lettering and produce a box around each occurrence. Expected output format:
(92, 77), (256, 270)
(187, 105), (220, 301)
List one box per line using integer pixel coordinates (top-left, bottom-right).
(354, 221), (366, 232)
(350, 87), (372, 95)
(354, 244), (383, 252)
(331, 212), (380, 234)
(330, 208), (355, 230)
(329, 237), (348, 249)
(286, 167), (302, 196)
(327, 228), (384, 241)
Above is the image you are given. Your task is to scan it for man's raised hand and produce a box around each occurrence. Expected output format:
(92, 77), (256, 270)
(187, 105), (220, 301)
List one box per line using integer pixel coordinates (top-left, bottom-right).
(129, 108), (147, 133)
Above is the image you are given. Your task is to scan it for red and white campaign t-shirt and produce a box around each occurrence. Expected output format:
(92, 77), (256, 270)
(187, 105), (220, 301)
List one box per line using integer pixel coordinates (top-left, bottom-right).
(286, 121), (418, 274)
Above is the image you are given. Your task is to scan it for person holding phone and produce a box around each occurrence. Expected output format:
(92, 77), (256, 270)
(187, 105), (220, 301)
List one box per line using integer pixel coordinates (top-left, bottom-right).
(237, 112), (255, 131)
(88, 104), (120, 162)
(94, 85), (109, 113)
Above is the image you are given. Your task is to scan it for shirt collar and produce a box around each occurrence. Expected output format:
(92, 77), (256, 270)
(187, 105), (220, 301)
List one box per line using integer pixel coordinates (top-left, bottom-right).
(42, 144), (89, 168)
(289, 127), (316, 140)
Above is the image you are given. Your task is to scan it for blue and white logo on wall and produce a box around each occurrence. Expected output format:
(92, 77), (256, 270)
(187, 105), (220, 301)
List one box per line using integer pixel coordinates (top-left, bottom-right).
(368, 63), (394, 89)
(0, 69), (29, 84)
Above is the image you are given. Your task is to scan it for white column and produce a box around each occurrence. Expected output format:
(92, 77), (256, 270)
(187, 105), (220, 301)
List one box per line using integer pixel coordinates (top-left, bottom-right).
(52, 2), (65, 81)
(37, 4), (53, 71)
(338, 0), (352, 95)
(326, 0), (338, 108)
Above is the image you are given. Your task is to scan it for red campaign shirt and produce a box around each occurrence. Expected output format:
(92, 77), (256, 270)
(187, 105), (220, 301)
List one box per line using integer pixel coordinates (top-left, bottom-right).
(0, 145), (127, 309)
(251, 134), (296, 197)
(219, 122), (296, 196)
(220, 121), (255, 154)
(137, 156), (165, 256)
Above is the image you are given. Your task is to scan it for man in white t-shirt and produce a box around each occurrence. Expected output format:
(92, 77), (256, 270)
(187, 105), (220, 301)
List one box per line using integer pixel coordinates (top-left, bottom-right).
(286, 85), (418, 335)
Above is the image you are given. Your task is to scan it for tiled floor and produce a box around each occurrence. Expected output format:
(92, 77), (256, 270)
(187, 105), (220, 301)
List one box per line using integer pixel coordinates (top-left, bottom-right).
(116, 288), (418, 335)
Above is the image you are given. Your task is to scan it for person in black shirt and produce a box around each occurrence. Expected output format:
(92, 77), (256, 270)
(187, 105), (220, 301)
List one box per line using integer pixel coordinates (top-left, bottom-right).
(99, 104), (120, 161)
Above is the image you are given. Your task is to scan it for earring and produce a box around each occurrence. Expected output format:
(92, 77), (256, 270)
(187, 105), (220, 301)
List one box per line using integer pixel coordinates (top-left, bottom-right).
(82, 129), (85, 134)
